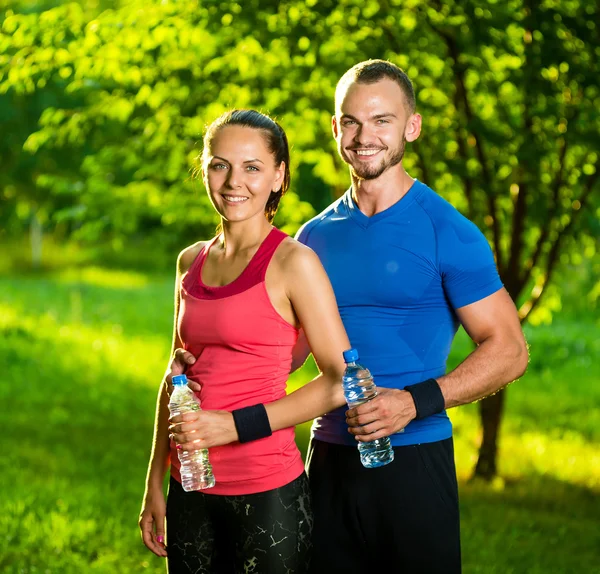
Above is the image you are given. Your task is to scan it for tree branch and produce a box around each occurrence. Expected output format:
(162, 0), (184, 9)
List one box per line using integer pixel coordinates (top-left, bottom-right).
(506, 3), (535, 298)
(520, 134), (569, 294)
(434, 27), (503, 273)
(453, 127), (474, 220)
(519, 165), (598, 322)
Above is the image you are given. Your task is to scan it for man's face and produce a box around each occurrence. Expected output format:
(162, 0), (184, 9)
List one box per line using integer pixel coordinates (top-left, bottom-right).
(333, 78), (413, 180)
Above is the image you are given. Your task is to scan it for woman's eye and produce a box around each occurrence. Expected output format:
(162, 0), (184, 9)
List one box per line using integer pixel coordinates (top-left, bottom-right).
(210, 163), (227, 170)
(246, 165), (259, 172)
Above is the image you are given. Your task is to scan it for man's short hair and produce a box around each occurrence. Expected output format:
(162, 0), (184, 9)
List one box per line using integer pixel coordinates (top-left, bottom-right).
(335, 59), (416, 114)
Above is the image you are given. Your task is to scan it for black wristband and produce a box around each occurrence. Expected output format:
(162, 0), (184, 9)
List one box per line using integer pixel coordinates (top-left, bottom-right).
(404, 378), (445, 420)
(232, 404), (272, 443)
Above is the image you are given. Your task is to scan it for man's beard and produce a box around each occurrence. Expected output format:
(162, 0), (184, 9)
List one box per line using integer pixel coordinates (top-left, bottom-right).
(342, 138), (406, 180)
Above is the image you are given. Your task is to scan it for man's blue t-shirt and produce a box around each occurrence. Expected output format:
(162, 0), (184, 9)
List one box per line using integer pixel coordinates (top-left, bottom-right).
(296, 180), (503, 446)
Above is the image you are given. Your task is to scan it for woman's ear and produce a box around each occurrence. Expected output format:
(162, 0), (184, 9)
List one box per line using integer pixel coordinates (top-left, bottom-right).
(273, 161), (285, 192)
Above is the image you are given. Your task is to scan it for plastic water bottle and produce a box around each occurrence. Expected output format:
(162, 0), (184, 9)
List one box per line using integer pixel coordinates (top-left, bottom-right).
(342, 348), (394, 468)
(169, 374), (215, 491)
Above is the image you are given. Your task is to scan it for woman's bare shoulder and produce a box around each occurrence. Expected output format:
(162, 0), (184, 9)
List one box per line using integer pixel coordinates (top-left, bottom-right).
(177, 240), (207, 275)
(274, 235), (321, 273)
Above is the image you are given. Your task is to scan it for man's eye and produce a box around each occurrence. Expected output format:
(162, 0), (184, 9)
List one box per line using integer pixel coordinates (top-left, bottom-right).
(342, 120), (356, 126)
(377, 119), (389, 124)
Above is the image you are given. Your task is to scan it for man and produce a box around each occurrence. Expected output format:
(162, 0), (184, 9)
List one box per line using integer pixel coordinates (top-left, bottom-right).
(293, 59), (528, 573)
(167, 60), (528, 573)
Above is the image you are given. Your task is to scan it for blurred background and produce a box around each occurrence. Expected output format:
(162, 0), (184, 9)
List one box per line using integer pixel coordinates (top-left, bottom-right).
(1, 0), (598, 572)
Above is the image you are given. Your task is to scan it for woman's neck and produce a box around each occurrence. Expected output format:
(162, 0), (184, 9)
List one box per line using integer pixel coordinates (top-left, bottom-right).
(219, 218), (273, 256)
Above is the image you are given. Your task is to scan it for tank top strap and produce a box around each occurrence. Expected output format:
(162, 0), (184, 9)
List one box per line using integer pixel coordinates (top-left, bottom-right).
(249, 227), (288, 283)
(183, 235), (218, 290)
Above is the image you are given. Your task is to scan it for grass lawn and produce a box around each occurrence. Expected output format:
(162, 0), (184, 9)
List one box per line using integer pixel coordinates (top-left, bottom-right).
(0, 268), (598, 573)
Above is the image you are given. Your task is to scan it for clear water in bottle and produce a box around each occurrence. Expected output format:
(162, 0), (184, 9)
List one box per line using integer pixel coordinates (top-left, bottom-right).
(169, 374), (215, 491)
(342, 348), (394, 468)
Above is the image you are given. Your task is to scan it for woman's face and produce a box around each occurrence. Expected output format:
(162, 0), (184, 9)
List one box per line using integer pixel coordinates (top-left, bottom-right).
(203, 125), (285, 224)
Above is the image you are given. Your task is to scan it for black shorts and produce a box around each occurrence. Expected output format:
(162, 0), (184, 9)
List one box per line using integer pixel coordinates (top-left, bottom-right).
(166, 473), (313, 574)
(306, 437), (461, 574)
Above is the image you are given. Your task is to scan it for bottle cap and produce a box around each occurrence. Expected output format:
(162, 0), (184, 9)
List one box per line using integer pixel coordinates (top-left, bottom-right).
(342, 348), (359, 363)
(172, 374), (188, 386)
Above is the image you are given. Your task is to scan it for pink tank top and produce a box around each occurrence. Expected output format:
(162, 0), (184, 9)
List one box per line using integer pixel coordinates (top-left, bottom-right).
(171, 228), (304, 495)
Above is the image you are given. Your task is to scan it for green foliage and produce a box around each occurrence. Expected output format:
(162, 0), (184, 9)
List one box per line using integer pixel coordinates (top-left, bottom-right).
(1, 0), (598, 318)
(1, 0), (321, 252)
(0, 270), (598, 572)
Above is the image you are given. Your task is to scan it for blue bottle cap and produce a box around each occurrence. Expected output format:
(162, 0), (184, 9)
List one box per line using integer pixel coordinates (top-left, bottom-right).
(172, 374), (188, 386)
(343, 348), (359, 363)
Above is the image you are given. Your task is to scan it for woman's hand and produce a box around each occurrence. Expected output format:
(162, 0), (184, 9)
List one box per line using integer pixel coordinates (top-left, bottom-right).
(169, 409), (239, 450)
(139, 487), (168, 557)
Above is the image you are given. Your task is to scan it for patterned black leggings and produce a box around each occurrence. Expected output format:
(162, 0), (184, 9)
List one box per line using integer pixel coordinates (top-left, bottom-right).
(166, 473), (313, 574)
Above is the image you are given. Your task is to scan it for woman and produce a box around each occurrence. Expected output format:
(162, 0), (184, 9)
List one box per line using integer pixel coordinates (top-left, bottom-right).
(139, 109), (351, 573)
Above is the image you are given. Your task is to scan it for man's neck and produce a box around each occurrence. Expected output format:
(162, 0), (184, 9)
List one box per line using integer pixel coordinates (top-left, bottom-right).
(350, 167), (415, 217)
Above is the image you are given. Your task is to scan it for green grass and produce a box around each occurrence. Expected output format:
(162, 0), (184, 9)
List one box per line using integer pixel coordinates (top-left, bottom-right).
(0, 269), (598, 573)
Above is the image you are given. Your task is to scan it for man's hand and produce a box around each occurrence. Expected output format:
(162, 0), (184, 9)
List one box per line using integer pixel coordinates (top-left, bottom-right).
(169, 410), (239, 450)
(165, 348), (196, 385)
(345, 388), (416, 441)
(167, 348), (202, 394)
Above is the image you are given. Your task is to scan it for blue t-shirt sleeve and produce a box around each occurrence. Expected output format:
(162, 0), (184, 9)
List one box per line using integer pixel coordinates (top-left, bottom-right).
(294, 220), (314, 245)
(437, 215), (503, 309)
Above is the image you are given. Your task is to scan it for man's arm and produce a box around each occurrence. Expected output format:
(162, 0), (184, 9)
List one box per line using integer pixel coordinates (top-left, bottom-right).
(438, 288), (528, 406)
(345, 288), (529, 440)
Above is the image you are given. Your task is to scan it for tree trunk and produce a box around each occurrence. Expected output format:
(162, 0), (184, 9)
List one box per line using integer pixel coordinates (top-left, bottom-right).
(473, 389), (506, 480)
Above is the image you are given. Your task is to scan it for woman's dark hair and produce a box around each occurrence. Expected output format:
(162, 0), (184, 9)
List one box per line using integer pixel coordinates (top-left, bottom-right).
(201, 109), (291, 223)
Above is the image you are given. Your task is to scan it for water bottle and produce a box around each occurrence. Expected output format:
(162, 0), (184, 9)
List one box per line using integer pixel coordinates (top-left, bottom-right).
(169, 374), (215, 491)
(342, 348), (394, 468)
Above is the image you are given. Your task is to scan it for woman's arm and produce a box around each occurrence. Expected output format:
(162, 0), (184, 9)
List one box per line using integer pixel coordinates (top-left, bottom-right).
(139, 380), (170, 557)
(139, 244), (202, 556)
(262, 244), (350, 429)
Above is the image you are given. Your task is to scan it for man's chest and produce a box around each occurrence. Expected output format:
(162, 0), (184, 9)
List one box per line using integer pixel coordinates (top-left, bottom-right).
(310, 229), (441, 308)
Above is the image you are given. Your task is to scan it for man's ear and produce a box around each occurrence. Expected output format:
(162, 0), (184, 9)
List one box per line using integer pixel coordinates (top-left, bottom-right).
(332, 115), (339, 139)
(405, 113), (422, 143)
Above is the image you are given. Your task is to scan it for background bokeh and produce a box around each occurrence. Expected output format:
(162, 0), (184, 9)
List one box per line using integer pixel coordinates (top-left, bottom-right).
(1, 1), (598, 572)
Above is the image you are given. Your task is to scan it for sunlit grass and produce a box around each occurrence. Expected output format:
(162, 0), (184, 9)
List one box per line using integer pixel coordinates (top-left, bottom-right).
(55, 266), (151, 289)
(0, 270), (598, 573)
(0, 271), (173, 573)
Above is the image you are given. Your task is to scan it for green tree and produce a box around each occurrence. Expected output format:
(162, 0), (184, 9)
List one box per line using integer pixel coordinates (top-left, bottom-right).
(1, 1), (317, 260)
(1, 0), (598, 477)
